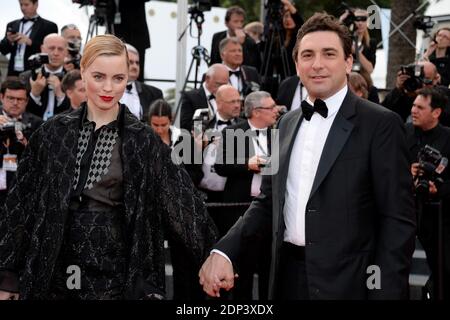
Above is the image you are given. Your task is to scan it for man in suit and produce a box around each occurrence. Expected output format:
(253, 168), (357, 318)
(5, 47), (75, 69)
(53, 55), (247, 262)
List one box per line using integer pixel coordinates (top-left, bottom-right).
(213, 91), (278, 299)
(199, 12), (416, 300)
(406, 87), (450, 299)
(0, 0), (58, 77)
(61, 69), (86, 111)
(21, 34), (70, 120)
(210, 6), (261, 70)
(120, 44), (162, 121)
(0, 79), (43, 206)
(219, 37), (261, 99)
(113, 0), (150, 81)
(179, 63), (229, 132)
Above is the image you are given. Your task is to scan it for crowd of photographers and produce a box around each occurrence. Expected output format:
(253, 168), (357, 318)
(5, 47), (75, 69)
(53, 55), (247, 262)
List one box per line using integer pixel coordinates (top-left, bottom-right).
(0, 0), (450, 300)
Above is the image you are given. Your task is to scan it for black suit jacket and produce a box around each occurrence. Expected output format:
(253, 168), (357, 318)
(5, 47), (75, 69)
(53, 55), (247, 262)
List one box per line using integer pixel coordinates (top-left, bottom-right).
(210, 31), (261, 70)
(277, 75), (300, 111)
(0, 16), (58, 76)
(215, 121), (271, 203)
(180, 87), (209, 132)
(136, 81), (163, 121)
(215, 90), (416, 299)
(239, 65), (261, 97)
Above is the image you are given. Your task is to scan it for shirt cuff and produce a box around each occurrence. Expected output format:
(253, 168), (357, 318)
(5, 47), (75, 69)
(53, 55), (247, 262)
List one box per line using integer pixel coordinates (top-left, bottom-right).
(211, 249), (232, 265)
(30, 92), (42, 106)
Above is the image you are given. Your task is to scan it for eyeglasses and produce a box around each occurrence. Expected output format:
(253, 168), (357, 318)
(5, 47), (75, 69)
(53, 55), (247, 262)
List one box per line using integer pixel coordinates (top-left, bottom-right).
(354, 16), (368, 22)
(5, 96), (27, 103)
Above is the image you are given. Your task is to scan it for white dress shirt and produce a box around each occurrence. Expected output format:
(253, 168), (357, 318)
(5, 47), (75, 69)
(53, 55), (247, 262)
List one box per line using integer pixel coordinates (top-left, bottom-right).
(248, 120), (269, 197)
(225, 65), (242, 94)
(120, 82), (142, 119)
(283, 85), (348, 246)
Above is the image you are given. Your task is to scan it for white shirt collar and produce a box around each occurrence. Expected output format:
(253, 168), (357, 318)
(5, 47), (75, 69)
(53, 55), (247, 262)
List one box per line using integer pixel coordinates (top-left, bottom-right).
(305, 85), (348, 119)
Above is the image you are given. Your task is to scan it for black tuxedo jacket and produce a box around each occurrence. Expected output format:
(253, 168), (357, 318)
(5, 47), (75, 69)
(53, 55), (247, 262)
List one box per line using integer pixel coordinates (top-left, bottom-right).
(239, 65), (261, 97)
(215, 90), (416, 299)
(210, 31), (261, 70)
(276, 75), (300, 111)
(0, 16), (58, 76)
(180, 87), (209, 132)
(215, 121), (271, 203)
(136, 81), (163, 121)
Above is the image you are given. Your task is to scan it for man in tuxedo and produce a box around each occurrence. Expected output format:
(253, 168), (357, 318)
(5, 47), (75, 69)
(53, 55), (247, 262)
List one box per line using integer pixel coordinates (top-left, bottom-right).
(179, 63), (229, 132)
(20, 34), (70, 120)
(0, 0), (58, 77)
(199, 13), (416, 300)
(214, 91), (278, 299)
(120, 44), (162, 121)
(0, 79), (43, 206)
(220, 37), (261, 99)
(210, 6), (260, 70)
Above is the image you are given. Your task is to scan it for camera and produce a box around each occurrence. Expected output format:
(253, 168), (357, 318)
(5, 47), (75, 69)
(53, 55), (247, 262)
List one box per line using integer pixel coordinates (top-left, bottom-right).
(188, 0), (211, 14)
(265, 0), (284, 27)
(399, 64), (430, 92)
(192, 108), (211, 133)
(7, 26), (17, 35)
(28, 53), (49, 80)
(413, 15), (435, 32)
(66, 39), (82, 69)
(0, 121), (31, 140)
(338, 2), (357, 31)
(415, 145), (448, 194)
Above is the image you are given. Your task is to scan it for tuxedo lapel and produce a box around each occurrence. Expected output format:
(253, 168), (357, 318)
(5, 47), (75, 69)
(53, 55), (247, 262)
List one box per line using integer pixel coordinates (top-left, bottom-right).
(309, 92), (357, 199)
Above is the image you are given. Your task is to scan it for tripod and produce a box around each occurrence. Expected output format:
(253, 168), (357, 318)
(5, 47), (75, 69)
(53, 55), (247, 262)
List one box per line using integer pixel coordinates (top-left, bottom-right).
(260, 5), (291, 96)
(174, 10), (210, 121)
(85, 8), (115, 44)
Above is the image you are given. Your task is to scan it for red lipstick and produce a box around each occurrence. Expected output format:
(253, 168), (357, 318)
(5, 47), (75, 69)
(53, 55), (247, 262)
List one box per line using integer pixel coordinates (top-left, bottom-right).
(100, 96), (113, 102)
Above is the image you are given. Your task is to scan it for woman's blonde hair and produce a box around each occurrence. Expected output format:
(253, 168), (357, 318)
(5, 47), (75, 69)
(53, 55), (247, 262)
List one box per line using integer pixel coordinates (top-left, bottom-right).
(80, 34), (129, 70)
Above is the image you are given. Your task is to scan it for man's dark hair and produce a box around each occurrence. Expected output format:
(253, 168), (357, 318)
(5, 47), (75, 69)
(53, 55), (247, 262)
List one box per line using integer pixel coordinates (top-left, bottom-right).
(1, 79), (28, 95)
(61, 69), (82, 93)
(417, 87), (449, 110)
(225, 6), (245, 23)
(292, 12), (352, 62)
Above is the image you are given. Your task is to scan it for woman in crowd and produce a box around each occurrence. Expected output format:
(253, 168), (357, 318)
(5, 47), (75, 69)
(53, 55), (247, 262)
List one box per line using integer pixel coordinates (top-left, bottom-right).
(148, 99), (181, 148)
(0, 34), (217, 300)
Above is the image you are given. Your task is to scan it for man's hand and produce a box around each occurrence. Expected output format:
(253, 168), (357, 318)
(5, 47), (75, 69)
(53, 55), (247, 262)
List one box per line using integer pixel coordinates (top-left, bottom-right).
(15, 130), (27, 146)
(199, 252), (237, 298)
(15, 33), (31, 46)
(248, 155), (267, 172)
(47, 74), (64, 98)
(396, 70), (410, 91)
(0, 115), (12, 126)
(411, 162), (420, 177)
(30, 73), (47, 97)
(0, 290), (19, 300)
(234, 29), (246, 44)
(429, 181), (438, 194)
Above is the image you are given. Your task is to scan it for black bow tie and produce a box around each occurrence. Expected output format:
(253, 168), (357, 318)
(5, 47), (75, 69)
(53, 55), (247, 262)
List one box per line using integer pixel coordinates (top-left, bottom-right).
(208, 94), (215, 101)
(22, 17), (37, 23)
(301, 99), (328, 121)
(229, 70), (241, 77)
(217, 119), (232, 126)
(255, 129), (267, 136)
(126, 83), (133, 92)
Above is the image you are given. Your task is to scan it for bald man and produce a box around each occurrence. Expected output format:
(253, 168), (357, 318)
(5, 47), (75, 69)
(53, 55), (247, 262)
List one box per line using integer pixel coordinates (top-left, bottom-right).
(20, 33), (70, 120)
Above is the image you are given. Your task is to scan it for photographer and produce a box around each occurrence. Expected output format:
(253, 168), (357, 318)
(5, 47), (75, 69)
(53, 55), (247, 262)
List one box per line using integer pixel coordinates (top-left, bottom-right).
(20, 34), (70, 120)
(0, 0), (57, 77)
(61, 24), (82, 72)
(406, 87), (450, 299)
(423, 27), (450, 87)
(210, 6), (261, 70)
(382, 61), (443, 122)
(0, 79), (43, 206)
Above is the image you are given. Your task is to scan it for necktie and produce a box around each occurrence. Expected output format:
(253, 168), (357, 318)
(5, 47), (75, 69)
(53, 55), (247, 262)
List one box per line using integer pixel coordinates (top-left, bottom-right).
(217, 119), (232, 126)
(126, 83), (133, 92)
(229, 70), (241, 77)
(301, 99), (328, 121)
